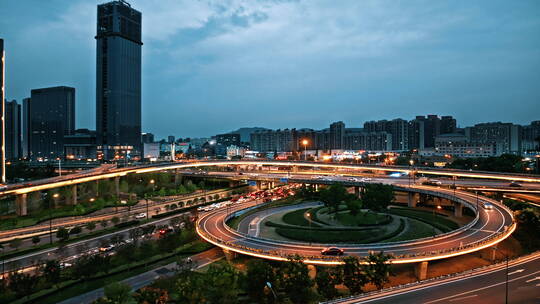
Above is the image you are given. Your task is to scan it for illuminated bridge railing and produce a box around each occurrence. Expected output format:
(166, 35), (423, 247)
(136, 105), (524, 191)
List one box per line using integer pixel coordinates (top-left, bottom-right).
(196, 219), (517, 264)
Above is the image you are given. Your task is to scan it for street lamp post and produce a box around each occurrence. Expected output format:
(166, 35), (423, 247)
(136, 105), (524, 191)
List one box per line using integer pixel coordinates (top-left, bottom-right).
(409, 159), (414, 187)
(51, 193), (59, 244)
(306, 212), (312, 246)
(148, 179), (155, 220)
(492, 247), (509, 304)
(302, 139), (309, 161)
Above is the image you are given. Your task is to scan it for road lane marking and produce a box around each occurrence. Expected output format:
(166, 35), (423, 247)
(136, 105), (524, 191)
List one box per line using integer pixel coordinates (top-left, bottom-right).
(508, 269), (524, 275)
(449, 294), (477, 302)
(423, 269), (540, 304)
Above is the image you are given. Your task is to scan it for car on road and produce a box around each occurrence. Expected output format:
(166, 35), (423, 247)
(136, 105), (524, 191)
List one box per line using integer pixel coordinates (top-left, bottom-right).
(99, 244), (115, 252)
(509, 181), (522, 187)
(483, 203), (494, 210)
(321, 247), (345, 256)
(159, 227), (174, 235)
(135, 213), (146, 219)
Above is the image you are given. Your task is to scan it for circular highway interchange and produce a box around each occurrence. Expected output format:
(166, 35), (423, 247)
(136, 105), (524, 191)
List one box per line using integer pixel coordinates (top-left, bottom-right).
(197, 179), (516, 265)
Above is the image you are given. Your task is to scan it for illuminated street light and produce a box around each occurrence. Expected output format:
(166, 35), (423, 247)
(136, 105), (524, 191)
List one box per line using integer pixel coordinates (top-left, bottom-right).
(302, 139), (309, 161)
(306, 212), (312, 246)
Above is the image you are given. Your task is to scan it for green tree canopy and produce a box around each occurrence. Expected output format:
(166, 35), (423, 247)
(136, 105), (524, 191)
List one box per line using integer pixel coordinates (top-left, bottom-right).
(361, 184), (394, 212)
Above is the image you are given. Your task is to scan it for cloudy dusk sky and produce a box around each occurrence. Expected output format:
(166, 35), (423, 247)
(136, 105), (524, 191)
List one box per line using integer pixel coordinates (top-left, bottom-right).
(1, 0), (539, 139)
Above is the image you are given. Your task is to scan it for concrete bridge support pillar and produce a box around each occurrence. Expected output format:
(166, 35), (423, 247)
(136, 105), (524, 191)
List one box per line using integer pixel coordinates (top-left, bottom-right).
(415, 261), (428, 280)
(408, 192), (417, 208)
(354, 186), (360, 198)
(480, 245), (497, 261)
(269, 181), (275, 189)
(419, 194), (427, 204)
(71, 185), (77, 205)
(16, 193), (28, 216)
(314, 184), (319, 191)
(222, 248), (238, 261)
(454, 202), (463, 217)
(433, 197), (441, 207)
(115, 177), (120, 199)
(256, 181), (262, 190)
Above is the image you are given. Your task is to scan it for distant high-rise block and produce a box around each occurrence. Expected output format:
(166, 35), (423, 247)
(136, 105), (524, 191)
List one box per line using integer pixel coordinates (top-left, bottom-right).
(5, 100), (21, 160)
(0, 38), (5, 183)
(29, 86), (75, 159)
(96, 1), (142, 159)
(330, 121), (345, 150)
(22, 97), (31, 158)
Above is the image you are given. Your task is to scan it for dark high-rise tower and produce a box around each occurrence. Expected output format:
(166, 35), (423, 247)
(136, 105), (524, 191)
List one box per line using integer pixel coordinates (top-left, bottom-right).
(1, 39), (6, 183)
(5, 100), (21, 160)
(29, 86), (75, 159)
(96, 0), (142, 160)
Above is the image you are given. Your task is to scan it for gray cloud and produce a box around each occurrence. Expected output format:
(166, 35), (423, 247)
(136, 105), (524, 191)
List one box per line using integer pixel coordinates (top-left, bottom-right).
(1, 0), (539, 139)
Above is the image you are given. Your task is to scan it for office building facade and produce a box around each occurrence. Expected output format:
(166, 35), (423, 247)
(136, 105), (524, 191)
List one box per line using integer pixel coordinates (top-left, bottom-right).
(465, 122), (521, 155)
(96, 1), (142, 159)
(1, 39), (5, 182)
(29, 86), (75, 159)
(5, 100), (21, 160)
(22, 97), (31, 158)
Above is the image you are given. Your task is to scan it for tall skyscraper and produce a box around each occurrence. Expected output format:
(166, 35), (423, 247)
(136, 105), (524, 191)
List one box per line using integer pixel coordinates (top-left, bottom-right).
(22, 97), (31, 158)
(5, 100), (21, 160)
(1, 39), (6, 183)
(96, 1), (142, 160)
(29, 86), (75, 159)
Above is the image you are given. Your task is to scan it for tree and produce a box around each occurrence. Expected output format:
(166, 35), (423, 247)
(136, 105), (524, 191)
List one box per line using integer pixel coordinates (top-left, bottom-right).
(104, 282), (132, 304)
(346, 199), (362, 216)
(362, 251), (392, 289)
(111, 216), (120, 225)
(341, 256), (368, 294)
(361, 184), (394, 212)
(8, 272), (38, 298)
(176, 272), (207, 303)
(86, 221), (96, 232)
(245, 259), (276, 302)
(133, 287), (169, 304)
(69, 226), (82, 235)
(278, 255), (314, 304)
(319, 184), (349, 214)
(315, 266), (342, 300)
(31, 235), (41, 245)
(100, 220), (108, 228)
(43, 260), (62, 286)
(56, 227), (70, 242)
(9, 239), (22, 251)
(204, 263), (241, 303)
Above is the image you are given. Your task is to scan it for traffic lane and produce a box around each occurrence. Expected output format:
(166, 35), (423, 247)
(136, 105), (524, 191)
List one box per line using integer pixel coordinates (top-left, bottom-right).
(351, 255), (540, 304)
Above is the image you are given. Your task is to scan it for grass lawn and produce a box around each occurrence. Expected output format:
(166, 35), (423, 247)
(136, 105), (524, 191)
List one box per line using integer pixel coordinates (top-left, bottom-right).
(387, 207), (459, 232)
(383, 218), (435, 242)
(281, 208), (322, 227)
(335, 211), (390, 226)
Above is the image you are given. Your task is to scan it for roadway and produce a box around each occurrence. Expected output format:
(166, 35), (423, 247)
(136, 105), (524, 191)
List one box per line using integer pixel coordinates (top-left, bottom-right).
(329, 252), (540, 304)
(196, 182), (515, 264)
(2, 160), (540, 197)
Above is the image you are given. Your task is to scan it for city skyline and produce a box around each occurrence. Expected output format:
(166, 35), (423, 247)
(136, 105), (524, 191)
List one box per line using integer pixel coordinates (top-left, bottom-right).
(1, 0), (540, 140)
